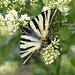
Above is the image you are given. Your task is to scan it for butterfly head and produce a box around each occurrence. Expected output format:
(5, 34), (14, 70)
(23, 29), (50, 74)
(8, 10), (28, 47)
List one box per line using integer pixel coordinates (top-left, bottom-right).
(40, 36), (51, 46)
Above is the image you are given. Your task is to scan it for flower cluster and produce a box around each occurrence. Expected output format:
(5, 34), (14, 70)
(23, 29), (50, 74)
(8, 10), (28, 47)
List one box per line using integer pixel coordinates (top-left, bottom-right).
(7, 9), (30, 35)
(19, 14), (30, 25)
(30, 0), (38, 7)
(0, 9), (30, 35)
(0, 14), (5, 30)
(40, 36), (62, 65)
(0, 0), (25, 13)
(42, 0), (71, 13)
(5, 9), (19, 35)
(0, 0), (10, 8)
(0, 61), (18, 74)
(17, 0), (25, 6)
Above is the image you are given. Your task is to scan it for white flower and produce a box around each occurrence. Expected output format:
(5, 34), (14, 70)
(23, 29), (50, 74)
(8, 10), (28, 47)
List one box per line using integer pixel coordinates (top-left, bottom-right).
(24, 21), (27, 25)
(7, 21), (12, 25)
(19, 0), (25, 5)
(64, 7), (69, 12)
(9, 9), (18, 18)
(54, 2), (58, 5)
(58, 6), (69, 12)
(19, 14), (30, 26)
(42, 6), (49, 11)
(50, 56), (53, 59)
(5, 14), (14, 21)
(4, 9), (19, 35)
(19, 14), (30, 21)
(42, 0), (71, 13)
(0, 13), (4, 20)
(13, 29), (16, 32)
(5, 9), (18, 21)
(49, 59), (54, 64)
(69, 0), (71, 1)
(44, 57), (47, 60)
(0, 13), (5, 30)
(8, 25), (13, 31)
(64, 0), (71, 3)
(46, 62), (49, 65)
(58, 0), (63, 2)
(47, 54), (50, 57)
(6, 21), (13, 32)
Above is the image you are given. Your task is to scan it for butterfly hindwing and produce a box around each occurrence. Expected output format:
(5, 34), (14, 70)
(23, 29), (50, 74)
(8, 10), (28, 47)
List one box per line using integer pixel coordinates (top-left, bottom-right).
(20, 8), (59, 65)
(21, 52), (34, 65)
(20, 26), (41, 65)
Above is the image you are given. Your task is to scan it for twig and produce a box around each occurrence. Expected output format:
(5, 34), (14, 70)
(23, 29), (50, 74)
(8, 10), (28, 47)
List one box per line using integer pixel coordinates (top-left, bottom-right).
(62, 24), (75, 26)
(17, 5), (32, 13)
(51, 24), (54, 40)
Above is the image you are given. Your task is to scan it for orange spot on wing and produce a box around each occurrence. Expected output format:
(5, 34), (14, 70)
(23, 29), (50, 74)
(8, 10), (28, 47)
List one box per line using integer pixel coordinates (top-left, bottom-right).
(40, 39), (46, 41)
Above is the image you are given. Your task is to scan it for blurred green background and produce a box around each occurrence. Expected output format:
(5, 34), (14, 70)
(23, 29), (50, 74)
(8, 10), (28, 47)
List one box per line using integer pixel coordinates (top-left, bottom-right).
(0, 0), (75, 75)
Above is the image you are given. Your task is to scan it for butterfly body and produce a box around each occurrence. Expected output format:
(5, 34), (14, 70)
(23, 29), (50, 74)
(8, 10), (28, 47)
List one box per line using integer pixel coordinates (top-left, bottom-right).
(20, 8), (60, 65)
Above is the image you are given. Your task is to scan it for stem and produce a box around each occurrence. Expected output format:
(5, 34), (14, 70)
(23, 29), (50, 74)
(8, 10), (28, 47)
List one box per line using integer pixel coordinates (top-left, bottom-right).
(56, 52), (61, 75)
(62, 24), (75, 26)
(17, 5), (32, 13)
(51, 24), (54, 40)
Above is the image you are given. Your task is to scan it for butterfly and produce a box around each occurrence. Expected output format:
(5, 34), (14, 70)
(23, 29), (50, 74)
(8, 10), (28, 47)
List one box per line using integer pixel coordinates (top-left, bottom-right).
(20, 8), (60, 65)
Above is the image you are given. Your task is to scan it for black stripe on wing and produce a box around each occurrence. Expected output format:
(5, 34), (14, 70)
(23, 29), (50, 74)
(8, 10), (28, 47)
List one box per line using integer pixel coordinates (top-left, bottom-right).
(20, 26), (41, 39)
(32, 18), (42, 35)
(36, 16), (39, 21)
(41, 12), (45, 30)
(22, 52), (34, 65)
(27, 22), (42, 37)
(20, 46), (35, 51)
(45, 10), (48, 18)
(32, 19), (40, 30)
(20, 42), (25, 44)
(49, 9), (53, 25)
(21, 32), (27, 35)
(48, 8), (59, 30)
(21, 38), (36, 42)
(20, 52), (27, 55)
(27, 22), (32, 29)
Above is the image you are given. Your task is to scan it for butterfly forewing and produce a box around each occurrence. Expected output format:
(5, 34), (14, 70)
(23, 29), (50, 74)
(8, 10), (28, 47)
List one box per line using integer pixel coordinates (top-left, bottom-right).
(20, 8), (59, 65)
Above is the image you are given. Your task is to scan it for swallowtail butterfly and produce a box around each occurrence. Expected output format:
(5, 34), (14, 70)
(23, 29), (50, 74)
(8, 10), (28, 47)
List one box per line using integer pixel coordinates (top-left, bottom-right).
(20, 8), (60, 65)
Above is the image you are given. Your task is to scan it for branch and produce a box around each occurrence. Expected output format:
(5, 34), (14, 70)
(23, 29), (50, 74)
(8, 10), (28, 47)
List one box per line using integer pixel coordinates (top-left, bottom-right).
(62, 24), (75, 26)
(56, 49), (61, 75)
(17, 5), (32, 13)
(51, 24), (54, 40)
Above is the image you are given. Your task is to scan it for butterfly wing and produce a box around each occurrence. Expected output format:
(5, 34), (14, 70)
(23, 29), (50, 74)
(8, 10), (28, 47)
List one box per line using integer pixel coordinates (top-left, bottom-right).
(20, 26), (41, 65)
(20, 8), (59, 65)
(27, 8), (59, 38)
